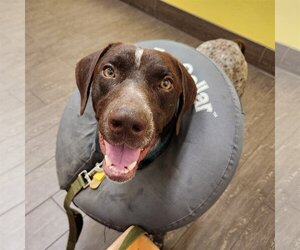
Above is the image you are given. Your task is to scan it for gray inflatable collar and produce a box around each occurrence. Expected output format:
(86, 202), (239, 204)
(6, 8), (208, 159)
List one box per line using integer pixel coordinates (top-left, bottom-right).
(56, 40), (243, 234)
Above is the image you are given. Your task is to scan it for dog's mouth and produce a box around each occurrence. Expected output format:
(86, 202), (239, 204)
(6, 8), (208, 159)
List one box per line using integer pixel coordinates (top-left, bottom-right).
(99, 132), (155, 183)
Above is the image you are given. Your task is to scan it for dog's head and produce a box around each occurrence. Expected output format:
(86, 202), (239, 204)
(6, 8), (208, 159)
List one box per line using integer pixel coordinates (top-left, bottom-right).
(76, 43), (196, 182)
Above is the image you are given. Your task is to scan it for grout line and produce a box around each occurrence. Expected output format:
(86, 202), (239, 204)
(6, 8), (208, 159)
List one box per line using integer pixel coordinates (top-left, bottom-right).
(50, 195), (65, 213)
(29, 90), (48, 105)
(25, 92), (69, 120)
(8, 89), (25, 104)
(276, 49), (300, 77)
(25, 156), (54, 176)
(264, 201), (275, 212)
(276, 66), (300, 79)
(5, 90), (24, 105)
(0, 129), (25, 144)
(44, 230), (69, 250)
(0, 164), (24, 177)
(25, 187), (62, 215)
(0, 162), (24, 177)
(25, 197), (53, 216)
(249, 64), (275, 78)
(25, 122), (58, 143)
(42, 196), (70, 249)
(0, 201), (25, 217)
(51, 195), (67, 212)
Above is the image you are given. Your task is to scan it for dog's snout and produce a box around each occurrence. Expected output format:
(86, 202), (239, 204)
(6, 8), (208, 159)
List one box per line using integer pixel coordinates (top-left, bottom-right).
(108, 109), (147, 137)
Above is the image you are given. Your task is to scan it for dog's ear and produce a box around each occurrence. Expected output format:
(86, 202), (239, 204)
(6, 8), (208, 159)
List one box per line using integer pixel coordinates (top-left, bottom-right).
(176, 62), (197, 135)
(75, 43), (119, 115)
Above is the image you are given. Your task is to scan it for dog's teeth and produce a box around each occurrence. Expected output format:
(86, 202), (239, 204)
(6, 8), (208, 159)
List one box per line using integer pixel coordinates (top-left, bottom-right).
(105, 155), (112, 166)
(128, 161), (137, 170)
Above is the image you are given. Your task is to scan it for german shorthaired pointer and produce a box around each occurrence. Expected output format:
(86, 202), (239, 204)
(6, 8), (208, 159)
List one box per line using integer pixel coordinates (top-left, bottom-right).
(75, 43), (196, 183)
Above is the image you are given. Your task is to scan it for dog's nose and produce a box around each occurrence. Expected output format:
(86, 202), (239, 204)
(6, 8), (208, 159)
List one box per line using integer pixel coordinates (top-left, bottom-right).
(108, 109), (146, 137)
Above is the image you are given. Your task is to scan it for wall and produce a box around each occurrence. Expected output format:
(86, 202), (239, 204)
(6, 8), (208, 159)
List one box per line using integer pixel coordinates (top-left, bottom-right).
(163, 0), (275, 49)
(276, 0), (300, 49)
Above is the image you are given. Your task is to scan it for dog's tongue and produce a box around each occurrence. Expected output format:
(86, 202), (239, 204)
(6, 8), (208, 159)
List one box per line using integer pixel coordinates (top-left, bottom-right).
(104, 141), (140, 167)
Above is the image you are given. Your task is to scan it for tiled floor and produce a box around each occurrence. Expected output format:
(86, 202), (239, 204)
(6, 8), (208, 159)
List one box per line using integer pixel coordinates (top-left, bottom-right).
(25, 0), (275, 249)
(0, 1), (25, 250)
(275, 67), (300, 249)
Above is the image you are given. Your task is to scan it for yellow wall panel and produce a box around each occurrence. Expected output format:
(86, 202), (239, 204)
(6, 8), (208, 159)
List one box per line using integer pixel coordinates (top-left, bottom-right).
(276, 0), (300, 49)
(163, 0), (275, 49)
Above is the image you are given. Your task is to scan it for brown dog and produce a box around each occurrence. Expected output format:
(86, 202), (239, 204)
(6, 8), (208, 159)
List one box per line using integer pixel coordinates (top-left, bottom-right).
(76, 43), (196, 183)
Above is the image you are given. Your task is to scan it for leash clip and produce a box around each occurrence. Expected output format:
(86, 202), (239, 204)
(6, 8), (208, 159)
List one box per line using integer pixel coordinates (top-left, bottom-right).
(94, 161), (103, 172)
(78, 161), (104, 189)
(78, 170), (91, 188)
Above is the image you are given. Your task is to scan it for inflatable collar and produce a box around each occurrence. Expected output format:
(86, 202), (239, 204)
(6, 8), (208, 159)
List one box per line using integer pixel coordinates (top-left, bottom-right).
(56, 40), (243, 234)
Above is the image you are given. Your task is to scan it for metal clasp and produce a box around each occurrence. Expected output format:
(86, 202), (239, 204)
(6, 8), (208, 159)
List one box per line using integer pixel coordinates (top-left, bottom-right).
(78, 170), (92, 188)
(78, 161), (104, 189)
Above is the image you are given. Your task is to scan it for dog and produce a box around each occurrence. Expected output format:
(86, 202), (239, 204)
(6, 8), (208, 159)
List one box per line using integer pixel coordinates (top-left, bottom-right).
(197, 39), (248, 98)
(76, 40), (247, 184)
(76, 42), (197, 183)
(75, 40), (247, 249)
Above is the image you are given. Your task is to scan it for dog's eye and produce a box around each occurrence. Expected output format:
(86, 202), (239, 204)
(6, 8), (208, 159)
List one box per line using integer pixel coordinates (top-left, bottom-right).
(160, 77), (173, 91)
(103, 65), (115, 78)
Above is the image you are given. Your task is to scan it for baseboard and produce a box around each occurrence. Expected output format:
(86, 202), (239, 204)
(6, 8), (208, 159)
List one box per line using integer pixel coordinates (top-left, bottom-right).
(276, 43), (300, 76)
(120, 0), (275, 75)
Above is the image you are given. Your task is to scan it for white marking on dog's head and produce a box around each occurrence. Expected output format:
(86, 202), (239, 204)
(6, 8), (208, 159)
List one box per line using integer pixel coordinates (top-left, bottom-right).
(135, 47), (144, 68)
(153, 47), (165, 52)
